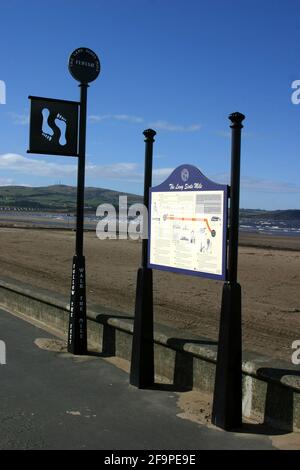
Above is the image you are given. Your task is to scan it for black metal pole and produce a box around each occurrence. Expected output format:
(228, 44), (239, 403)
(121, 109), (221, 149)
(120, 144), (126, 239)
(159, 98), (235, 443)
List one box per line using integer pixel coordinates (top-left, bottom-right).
(228, 112), (244, 282)
(212, 112), (245, 430)
(130, 129), (156, 388)
(76, 84), (88, 257)
(67, 83), (89, 355)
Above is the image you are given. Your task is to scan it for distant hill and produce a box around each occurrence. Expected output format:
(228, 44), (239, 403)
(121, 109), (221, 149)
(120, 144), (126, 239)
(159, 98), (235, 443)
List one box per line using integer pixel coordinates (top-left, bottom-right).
(0, 186), (299, 220)
(0, 185), (143, 212)
(240, 209), (300, 221)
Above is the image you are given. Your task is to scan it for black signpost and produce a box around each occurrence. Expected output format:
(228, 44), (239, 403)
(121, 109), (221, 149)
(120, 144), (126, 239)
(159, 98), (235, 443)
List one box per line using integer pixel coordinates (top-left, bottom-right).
(129, 129), (156, 388)
(212, 112), (245, 430)
(28, 47), (101, 356)
(67, 48), (101, 355)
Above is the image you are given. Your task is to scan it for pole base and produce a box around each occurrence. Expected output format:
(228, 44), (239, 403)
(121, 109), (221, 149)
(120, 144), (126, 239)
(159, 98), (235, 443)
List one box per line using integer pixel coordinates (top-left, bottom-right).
(212, 281), (242, 430)
(130, 267), (154, 388)
(67, 255), (87, 355)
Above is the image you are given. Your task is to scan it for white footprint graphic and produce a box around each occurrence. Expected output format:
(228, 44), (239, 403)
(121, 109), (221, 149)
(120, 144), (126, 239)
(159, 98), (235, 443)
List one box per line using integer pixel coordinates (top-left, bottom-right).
(55, 113), (67, 146)
(41, 108), (54, 141)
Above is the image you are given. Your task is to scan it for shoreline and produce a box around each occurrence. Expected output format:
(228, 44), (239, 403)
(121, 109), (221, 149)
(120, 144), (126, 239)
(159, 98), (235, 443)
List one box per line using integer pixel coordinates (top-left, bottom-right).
(1, 218), (300, 251)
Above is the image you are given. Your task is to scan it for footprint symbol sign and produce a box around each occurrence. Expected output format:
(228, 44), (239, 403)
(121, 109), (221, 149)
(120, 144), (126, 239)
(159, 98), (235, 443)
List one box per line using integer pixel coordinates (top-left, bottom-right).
(55, 113), (67, 146)
(41, 108), (68, 146)
(41, 108), (54, 141)
(29, 95), (79, 156)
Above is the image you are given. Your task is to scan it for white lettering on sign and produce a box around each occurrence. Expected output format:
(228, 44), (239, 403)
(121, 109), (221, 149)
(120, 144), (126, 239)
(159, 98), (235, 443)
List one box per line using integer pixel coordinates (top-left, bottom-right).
(75, 60), (95, 68)
(169, 182), (203, 191)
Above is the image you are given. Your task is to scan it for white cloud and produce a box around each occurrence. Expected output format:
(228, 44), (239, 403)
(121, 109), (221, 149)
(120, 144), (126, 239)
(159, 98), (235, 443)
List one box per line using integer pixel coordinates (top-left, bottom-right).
(241, 176), (300, 193)
(0, 153), (175, 185)
(0, 153), (141, 182)
(215, 130), (231, 138)
(86, 162), (142, 181)
(152, 168), (174, 180)
(211, 171), (300, 193)
(113, 114), (143, 123)
(148, 120), (201, 132)
(0, 177), (15, 186)
(88, 114), (110, 123)
(88, 114), (143, 124)
(216, 130), (255, 139)
(0, 153), (77, 177)
(3, 153), (297, 194)
(88, 114), (201, 132)
(9, 113), (29, 125)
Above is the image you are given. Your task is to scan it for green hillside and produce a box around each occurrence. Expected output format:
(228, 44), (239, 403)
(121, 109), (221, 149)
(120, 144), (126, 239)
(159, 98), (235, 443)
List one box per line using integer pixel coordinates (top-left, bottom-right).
(0, 185), (143, 212)
(0, 186), (299, 220)
(240, 208), (300, 220)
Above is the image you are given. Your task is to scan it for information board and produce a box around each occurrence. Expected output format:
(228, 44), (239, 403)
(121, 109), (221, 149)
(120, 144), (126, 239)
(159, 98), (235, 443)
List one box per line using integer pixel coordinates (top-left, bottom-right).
(148, 164), (228, 280)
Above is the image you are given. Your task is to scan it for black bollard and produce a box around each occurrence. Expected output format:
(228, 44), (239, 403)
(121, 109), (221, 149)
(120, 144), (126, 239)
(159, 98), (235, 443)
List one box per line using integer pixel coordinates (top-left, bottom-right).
(212, 112), (245, 430)
(67, 83), (89, 355)
(27, 47), (100, 356)
(130, 129), (156, 388)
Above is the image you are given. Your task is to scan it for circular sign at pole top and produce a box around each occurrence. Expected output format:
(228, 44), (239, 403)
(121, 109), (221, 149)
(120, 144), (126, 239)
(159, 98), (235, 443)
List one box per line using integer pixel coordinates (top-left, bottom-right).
(68, 47), (101, 84)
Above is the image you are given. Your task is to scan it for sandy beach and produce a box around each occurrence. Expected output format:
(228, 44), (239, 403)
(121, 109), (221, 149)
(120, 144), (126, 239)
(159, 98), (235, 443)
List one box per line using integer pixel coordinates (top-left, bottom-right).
(0, 227), (299, 363)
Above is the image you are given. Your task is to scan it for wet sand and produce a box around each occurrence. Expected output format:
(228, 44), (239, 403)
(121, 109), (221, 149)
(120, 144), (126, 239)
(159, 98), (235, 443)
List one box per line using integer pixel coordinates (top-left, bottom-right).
(0, 227), (299, 363)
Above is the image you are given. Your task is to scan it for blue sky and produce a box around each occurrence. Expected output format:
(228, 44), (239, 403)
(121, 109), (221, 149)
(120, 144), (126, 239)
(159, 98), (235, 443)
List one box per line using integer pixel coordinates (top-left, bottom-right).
(0, 0), (300, 209)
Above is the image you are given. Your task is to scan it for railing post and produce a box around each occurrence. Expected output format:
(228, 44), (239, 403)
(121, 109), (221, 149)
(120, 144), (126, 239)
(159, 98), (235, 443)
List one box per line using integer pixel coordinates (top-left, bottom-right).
(130, 129), (156, 388)
(212, 112), (245, 430)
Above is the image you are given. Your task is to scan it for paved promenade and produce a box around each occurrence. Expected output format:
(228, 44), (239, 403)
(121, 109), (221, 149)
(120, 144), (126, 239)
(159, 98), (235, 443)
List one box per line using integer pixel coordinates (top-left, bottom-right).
(0, 308), (279, 450)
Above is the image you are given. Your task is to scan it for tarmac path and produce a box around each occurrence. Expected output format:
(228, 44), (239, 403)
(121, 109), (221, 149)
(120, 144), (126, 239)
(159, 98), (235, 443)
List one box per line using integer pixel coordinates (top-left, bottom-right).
(0, 308), (277, 450)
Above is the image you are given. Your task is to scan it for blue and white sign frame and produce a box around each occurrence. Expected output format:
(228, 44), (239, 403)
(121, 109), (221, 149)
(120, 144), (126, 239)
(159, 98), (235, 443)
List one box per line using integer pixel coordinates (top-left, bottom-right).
(148, 164), (228, 281)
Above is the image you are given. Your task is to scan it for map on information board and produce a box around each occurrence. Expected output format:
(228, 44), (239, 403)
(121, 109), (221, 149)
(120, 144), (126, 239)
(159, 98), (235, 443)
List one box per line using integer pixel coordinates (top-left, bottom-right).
(148, 164), (228, 280)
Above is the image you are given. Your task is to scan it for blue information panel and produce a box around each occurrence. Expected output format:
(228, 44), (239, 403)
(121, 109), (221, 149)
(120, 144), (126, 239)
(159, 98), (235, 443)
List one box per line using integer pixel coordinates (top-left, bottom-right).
(148, 164), (228, 281)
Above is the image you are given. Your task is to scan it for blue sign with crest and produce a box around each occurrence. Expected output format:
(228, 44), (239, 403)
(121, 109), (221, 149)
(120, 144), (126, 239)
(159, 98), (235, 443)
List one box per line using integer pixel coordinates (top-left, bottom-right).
(148, 164), (228, 280)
